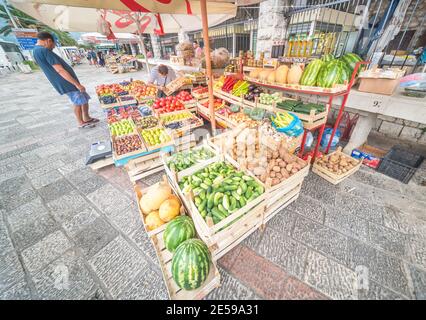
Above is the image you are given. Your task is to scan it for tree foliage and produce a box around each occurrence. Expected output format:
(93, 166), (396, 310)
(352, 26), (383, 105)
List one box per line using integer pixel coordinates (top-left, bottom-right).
(0, 5), (77, 46)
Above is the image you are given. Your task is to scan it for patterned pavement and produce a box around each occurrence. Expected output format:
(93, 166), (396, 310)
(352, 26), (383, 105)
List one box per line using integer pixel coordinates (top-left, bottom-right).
(1, 64), (425, 300)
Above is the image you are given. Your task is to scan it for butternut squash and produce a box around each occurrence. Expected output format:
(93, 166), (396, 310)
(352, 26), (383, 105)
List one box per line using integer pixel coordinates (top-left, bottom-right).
(267, 71), (276, 83)
(249, 68), (262, 79)
(287, 64), (303, 84)
(258, 69), (273, 81)
(275, 65), (289, 84)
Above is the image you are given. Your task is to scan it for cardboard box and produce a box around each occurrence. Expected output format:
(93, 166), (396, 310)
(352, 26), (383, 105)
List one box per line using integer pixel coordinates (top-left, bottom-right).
(358, 67), (405, 95)
(351, 144), (387, 169)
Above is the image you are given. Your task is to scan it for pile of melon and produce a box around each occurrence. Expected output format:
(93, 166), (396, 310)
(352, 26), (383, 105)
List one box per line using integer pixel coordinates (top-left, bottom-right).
(139, 180), (182, 231)
(248, 64), (303, 85)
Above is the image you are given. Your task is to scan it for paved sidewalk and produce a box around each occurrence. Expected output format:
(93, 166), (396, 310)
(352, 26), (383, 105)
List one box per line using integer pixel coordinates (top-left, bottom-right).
(1, 64), (425, 300)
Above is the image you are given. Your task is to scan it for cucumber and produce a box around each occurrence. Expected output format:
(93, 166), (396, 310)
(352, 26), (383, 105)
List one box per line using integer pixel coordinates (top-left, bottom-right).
(223, 194), (230, 211)
(212, 208), (226, 221)
(198, 198), (207, 211)
(200, 210), (207, 218)
(204, 178), (212, 186)
(242, 175), (253, 181)
(200, 183), (209, 190)
(212, 215), (220, 224)
(194, 197), (201, 206)
(245, 187), (253, 199)
(207, 192), (215, 209)
(217, 204), (229, 217)
(192, 175), (202, 182)
(232, 177), (241, 182)
(214, 192), (224, 206)
(230, 197), (237, 211)
(237, 186), (243, 195)
(224, 185), (238, 191)
(192, 187), (203, 195)
(231, 191), (240, 201)
(240, 182), (247, 193)
(199, 190), (206, 200)
(239, 197), (246, 207)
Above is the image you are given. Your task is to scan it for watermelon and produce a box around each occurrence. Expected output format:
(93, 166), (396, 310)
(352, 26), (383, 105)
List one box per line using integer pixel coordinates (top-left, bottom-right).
(341, 53), (363, 75)
(300, 59), (324, 86)
(316, 60), (344, 88)
(321, 54), (335, 63)
(171, 239), (211, 290)
(163, 216), (196, 252)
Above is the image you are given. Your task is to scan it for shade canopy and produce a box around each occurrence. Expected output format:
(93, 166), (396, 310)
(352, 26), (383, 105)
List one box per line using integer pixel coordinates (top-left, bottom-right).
(9, 0), (238, 33)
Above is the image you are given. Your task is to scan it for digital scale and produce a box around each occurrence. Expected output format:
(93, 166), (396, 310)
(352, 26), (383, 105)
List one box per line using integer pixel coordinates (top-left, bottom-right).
(85, 141), (112, 165)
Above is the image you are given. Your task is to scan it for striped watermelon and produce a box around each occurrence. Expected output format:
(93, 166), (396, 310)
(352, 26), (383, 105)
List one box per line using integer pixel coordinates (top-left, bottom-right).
(300, 59), (324, 86)
(321, 54), (335, 63)
(316, 60), (344, 88)
(341, 53), (363, 75)
(336, 60), (351, 83)
(163, 216), (196, 252)
(171, 239), (211, 290)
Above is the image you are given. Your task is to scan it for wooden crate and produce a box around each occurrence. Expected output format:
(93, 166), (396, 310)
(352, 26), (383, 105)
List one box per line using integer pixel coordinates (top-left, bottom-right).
(213, 89), (243, 106)
(312, 147), (362, 185)
(140, 127), (175, 152)
(126, 134), (196, 182)
(111, 134), (147, 162)
(133, 177), (220, 300)
(191, 90), (209, 100)
(172, 156), (267, 260)
(100, 101), (121, 110)
(275, 106), (328, 130)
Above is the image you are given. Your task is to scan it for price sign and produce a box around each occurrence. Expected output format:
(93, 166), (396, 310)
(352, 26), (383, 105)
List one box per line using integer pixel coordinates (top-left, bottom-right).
(12, 28), (38, 50)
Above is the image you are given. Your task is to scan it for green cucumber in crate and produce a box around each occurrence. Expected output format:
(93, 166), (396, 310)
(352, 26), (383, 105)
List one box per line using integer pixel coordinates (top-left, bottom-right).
(167, 147), (215, 172)
(179, 162), (264, 225)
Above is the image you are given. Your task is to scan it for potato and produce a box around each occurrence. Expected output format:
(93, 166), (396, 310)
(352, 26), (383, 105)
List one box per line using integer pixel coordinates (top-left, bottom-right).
(273, 166), (281, 173)
(291, 168), (299, 174)
(267, 151), (272, 159)
(272, 151), (279, 159)
(260, 173), (267, 182)
(292, 163), (301, 170)
(278, 147), (287, 159)
(282, 153), (295, 164)
(272, 178), (280, 186)
(281, 169), (290, 179)
(286, 164), (293, 172)
(276, 172), (282, 179)
(278, 160), (286, 168)
(253, 167), (266, 176)
(270, 171), (276, 178)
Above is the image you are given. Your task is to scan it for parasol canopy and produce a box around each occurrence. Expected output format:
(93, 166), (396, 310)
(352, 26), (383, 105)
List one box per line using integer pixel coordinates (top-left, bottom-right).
(8, 0), (238, 34)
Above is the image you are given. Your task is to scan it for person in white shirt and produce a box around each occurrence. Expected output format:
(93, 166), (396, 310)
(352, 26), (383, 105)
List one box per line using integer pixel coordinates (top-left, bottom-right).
(148, 64), (177, 97)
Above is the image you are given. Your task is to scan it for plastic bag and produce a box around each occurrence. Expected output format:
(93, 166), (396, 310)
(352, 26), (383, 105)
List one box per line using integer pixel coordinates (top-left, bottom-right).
(272, 113), (304, 137)
(305, 132), (314, 149)
(320, 128), (341, 148)
(399, 73), (426, 88)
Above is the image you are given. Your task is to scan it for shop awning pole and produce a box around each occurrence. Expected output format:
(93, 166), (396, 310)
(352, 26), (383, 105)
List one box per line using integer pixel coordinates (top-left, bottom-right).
(200, 0), (216, 134)
(134, 14), (151, 73)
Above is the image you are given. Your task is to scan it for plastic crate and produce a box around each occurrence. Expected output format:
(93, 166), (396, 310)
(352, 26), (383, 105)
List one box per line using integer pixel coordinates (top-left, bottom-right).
(377, 146), (424, 184)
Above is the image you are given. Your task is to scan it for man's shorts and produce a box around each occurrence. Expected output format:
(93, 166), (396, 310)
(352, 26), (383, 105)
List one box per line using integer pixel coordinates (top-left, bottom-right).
(66, 91), (91, 106)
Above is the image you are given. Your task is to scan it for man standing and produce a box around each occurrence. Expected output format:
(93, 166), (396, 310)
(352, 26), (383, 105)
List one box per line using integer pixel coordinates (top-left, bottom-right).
(148, 64), (177, 98)
(193, 41), (203, 59)
(33, 31), (98, 128)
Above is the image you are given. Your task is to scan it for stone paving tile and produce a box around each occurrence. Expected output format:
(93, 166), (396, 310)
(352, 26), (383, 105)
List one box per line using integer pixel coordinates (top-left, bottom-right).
(32, 250), (98, 300)
(0, 250), (26, 292)
(408, 237), (426, 270)
(37, 178), (75, 202)
(87, 184), (131, 215)
(0, 214), (14, 253)
(107, 204), (143, 236)
(62, 208), (99, 237)
(47, 190), (90, 222)
(129, 226), (160, 269)
(0, 175), (32, 197)
(351, 170), (402, 194)
(253, 226), (308, 279)
(0, 280), (32, 300)
(118, 268), (168, 300)
(85, 286), (108, 300)
(335, 193), (385, 225)
(6, 197), (50, 232)
(11, 214), (59, 251)
(30, 170), (63, 189)
(408, 265), (426, 300)
(346, 239), (411, 297)
(368, 223), (410, 258)
(304, 250), (357, 300)
(301, 173), (339, 206)
(382, 206), (426, 238)
(286, 195), (325, 224)
(74, 175), (107, 195)
(0, 187), (39, 213)
(357, 279), (407, 300)
(0, 165), (27, 184)
(264, 208), (297, 237)
(57, 160), (87, 176)
(293, 215), (348, 265)
(25, 160), (66, 178)
(74, 217), (118, 258)
(0, 143), (40, 161)
(89, 236), (148, 299)
(21, 231), (72, 275)
(221, 245), (328, 300)
(324, 206), (369, 241)
(206, 267), (259, 300)
(65, 168), (97, 186)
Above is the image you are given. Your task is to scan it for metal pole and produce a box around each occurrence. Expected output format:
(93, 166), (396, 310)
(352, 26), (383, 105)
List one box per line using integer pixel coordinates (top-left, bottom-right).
(200, 0), (216, 134)
(3, 0), (18, 29)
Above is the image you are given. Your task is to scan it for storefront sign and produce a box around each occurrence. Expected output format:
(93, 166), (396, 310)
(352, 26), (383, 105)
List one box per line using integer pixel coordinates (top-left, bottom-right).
(12, 28), (38, 50)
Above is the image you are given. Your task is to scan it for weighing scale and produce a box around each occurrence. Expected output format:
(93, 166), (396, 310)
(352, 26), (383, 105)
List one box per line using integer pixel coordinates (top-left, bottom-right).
(85, 141), (112, 165)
